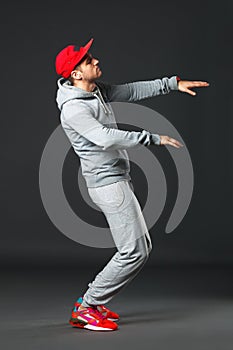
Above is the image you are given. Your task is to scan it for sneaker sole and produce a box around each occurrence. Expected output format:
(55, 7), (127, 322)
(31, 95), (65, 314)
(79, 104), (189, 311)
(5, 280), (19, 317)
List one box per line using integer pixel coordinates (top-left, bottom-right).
(69, 319), (117, 331)
(108, 318), (119, 322)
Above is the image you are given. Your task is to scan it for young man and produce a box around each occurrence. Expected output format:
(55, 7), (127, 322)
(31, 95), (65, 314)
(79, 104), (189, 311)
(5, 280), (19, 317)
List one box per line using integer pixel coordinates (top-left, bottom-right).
(55, 38), (209, 332)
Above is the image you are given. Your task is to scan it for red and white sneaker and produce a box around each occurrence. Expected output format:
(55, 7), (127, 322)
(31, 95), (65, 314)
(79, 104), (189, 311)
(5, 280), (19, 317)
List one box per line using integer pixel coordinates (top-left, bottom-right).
(74, 297), (120, 322)
(69, 306), (118, 331)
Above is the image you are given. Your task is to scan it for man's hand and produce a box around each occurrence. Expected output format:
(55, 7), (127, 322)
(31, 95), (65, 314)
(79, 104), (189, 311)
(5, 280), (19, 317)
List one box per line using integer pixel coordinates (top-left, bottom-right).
(160, 135), (183, 148)
(178, 80), (209, 96)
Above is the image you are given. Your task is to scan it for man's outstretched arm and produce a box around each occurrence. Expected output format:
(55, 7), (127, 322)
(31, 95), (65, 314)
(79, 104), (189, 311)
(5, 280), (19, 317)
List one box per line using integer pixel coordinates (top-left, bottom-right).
(62, 101), (183, 150)
(99, 77), (209, 102)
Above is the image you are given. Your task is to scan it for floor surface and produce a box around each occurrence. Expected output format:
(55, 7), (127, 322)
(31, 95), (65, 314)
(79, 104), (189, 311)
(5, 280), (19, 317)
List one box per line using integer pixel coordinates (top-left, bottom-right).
(1, 265), (233, 350)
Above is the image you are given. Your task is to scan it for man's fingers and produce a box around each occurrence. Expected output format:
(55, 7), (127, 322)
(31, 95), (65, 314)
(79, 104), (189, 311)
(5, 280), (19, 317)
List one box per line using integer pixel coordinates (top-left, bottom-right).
(190, 81), (209, 86)
(186, 81), (209, 95)
(170, 139), (183, 148)
(167, 141), (180, 148)
(170, 138), (183, 147)
(165, 138), (184, 148)
(186, 88), (196, 96)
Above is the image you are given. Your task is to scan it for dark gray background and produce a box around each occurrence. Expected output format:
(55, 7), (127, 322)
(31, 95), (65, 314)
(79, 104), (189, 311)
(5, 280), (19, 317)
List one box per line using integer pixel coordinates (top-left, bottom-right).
(1, 2), (233, 350)
(1, 0), (232, 268)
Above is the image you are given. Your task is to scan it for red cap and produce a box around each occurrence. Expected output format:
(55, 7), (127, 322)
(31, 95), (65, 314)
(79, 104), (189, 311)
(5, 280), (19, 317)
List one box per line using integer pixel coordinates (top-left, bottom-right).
(55, 38), (94, 78)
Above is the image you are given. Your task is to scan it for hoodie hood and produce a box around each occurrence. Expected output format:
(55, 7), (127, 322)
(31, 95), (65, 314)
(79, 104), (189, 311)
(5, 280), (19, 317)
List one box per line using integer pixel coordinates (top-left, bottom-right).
(56, 78), (95, 110)
(56, 77), (111, 114)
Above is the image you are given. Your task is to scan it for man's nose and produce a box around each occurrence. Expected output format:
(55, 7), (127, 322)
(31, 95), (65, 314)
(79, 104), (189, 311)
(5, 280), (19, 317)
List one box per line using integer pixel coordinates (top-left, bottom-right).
(93, 58), (99, 65)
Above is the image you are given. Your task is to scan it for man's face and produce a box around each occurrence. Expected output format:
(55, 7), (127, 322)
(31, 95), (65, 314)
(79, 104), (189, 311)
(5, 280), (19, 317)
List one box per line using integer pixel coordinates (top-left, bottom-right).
(76, 52), (102, 81)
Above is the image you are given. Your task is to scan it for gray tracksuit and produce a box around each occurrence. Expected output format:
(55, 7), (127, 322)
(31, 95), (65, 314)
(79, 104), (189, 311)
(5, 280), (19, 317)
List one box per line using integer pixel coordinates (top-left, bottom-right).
(56, 76), (179, 307)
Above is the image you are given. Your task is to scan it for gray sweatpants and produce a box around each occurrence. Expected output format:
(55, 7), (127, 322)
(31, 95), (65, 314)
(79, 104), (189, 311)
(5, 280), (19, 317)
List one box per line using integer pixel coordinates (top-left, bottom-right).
(82, 180), (152, 307)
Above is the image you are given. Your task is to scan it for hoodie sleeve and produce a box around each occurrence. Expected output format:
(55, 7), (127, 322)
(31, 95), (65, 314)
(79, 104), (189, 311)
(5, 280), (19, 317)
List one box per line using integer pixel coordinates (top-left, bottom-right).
(62, 101), (161, 150)
(99, 76), (179, 102)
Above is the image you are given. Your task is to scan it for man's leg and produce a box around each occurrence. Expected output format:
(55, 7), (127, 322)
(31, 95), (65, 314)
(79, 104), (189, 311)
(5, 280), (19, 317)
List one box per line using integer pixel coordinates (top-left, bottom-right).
(82, 180), (152, 307)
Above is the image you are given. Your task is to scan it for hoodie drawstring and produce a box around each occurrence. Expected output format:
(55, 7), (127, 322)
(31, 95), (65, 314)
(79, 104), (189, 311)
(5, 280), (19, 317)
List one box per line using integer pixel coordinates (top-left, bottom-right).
(92, 87), (112, 115)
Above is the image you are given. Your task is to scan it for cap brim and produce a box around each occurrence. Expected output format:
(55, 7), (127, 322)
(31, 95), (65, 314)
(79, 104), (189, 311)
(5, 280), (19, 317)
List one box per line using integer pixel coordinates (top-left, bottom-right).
(84, 38), (94, 52)
(77, 38), (94, 64)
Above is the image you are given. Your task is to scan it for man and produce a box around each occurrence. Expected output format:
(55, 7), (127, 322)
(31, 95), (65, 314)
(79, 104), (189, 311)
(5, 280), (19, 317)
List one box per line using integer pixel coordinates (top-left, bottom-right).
(55, 38), (209, 331)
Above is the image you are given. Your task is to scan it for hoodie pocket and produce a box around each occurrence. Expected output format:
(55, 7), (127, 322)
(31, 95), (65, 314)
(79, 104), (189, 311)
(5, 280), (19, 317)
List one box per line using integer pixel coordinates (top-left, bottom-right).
(88, 181), (125, 208)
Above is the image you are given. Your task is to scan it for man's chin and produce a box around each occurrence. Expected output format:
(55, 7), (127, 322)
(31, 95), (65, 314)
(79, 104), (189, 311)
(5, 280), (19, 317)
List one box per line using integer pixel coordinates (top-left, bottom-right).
(98, 70), (102, 76)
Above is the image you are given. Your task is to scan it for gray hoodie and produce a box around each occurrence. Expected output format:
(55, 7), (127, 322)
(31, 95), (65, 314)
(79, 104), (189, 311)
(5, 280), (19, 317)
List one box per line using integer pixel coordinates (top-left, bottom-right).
(56, 76), (179, 187)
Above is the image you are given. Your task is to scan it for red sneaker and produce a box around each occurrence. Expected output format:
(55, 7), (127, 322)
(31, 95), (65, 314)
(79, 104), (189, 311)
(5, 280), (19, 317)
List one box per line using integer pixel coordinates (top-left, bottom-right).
(69, 307), (118, 331)
(74, 297), (120, 321)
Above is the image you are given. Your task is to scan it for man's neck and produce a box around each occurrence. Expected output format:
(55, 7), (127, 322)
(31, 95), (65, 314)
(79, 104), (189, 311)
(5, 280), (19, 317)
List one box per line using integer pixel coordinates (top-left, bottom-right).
(72, 80), (96, 92)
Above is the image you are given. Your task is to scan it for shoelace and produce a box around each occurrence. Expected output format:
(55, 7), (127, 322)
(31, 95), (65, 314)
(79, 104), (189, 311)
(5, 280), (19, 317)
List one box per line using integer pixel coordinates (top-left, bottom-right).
(89, 307), (106, 320)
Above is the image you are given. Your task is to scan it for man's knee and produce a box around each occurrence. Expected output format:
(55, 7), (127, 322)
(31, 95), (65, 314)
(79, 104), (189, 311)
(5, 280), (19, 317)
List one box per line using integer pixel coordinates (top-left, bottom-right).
(147, 241), (153, 254)
(119, 235), (152, 263)
(132, 246), (150, 265)
(139, 238), (153, 263)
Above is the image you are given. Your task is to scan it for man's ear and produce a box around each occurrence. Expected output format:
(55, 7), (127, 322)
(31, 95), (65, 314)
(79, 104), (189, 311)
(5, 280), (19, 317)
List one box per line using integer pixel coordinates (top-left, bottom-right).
(71, 70), (82, 80)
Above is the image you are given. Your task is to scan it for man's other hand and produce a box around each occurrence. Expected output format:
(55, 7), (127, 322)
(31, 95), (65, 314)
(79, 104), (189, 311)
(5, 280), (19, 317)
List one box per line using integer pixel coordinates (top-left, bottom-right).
(160, 135), (183, 148)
